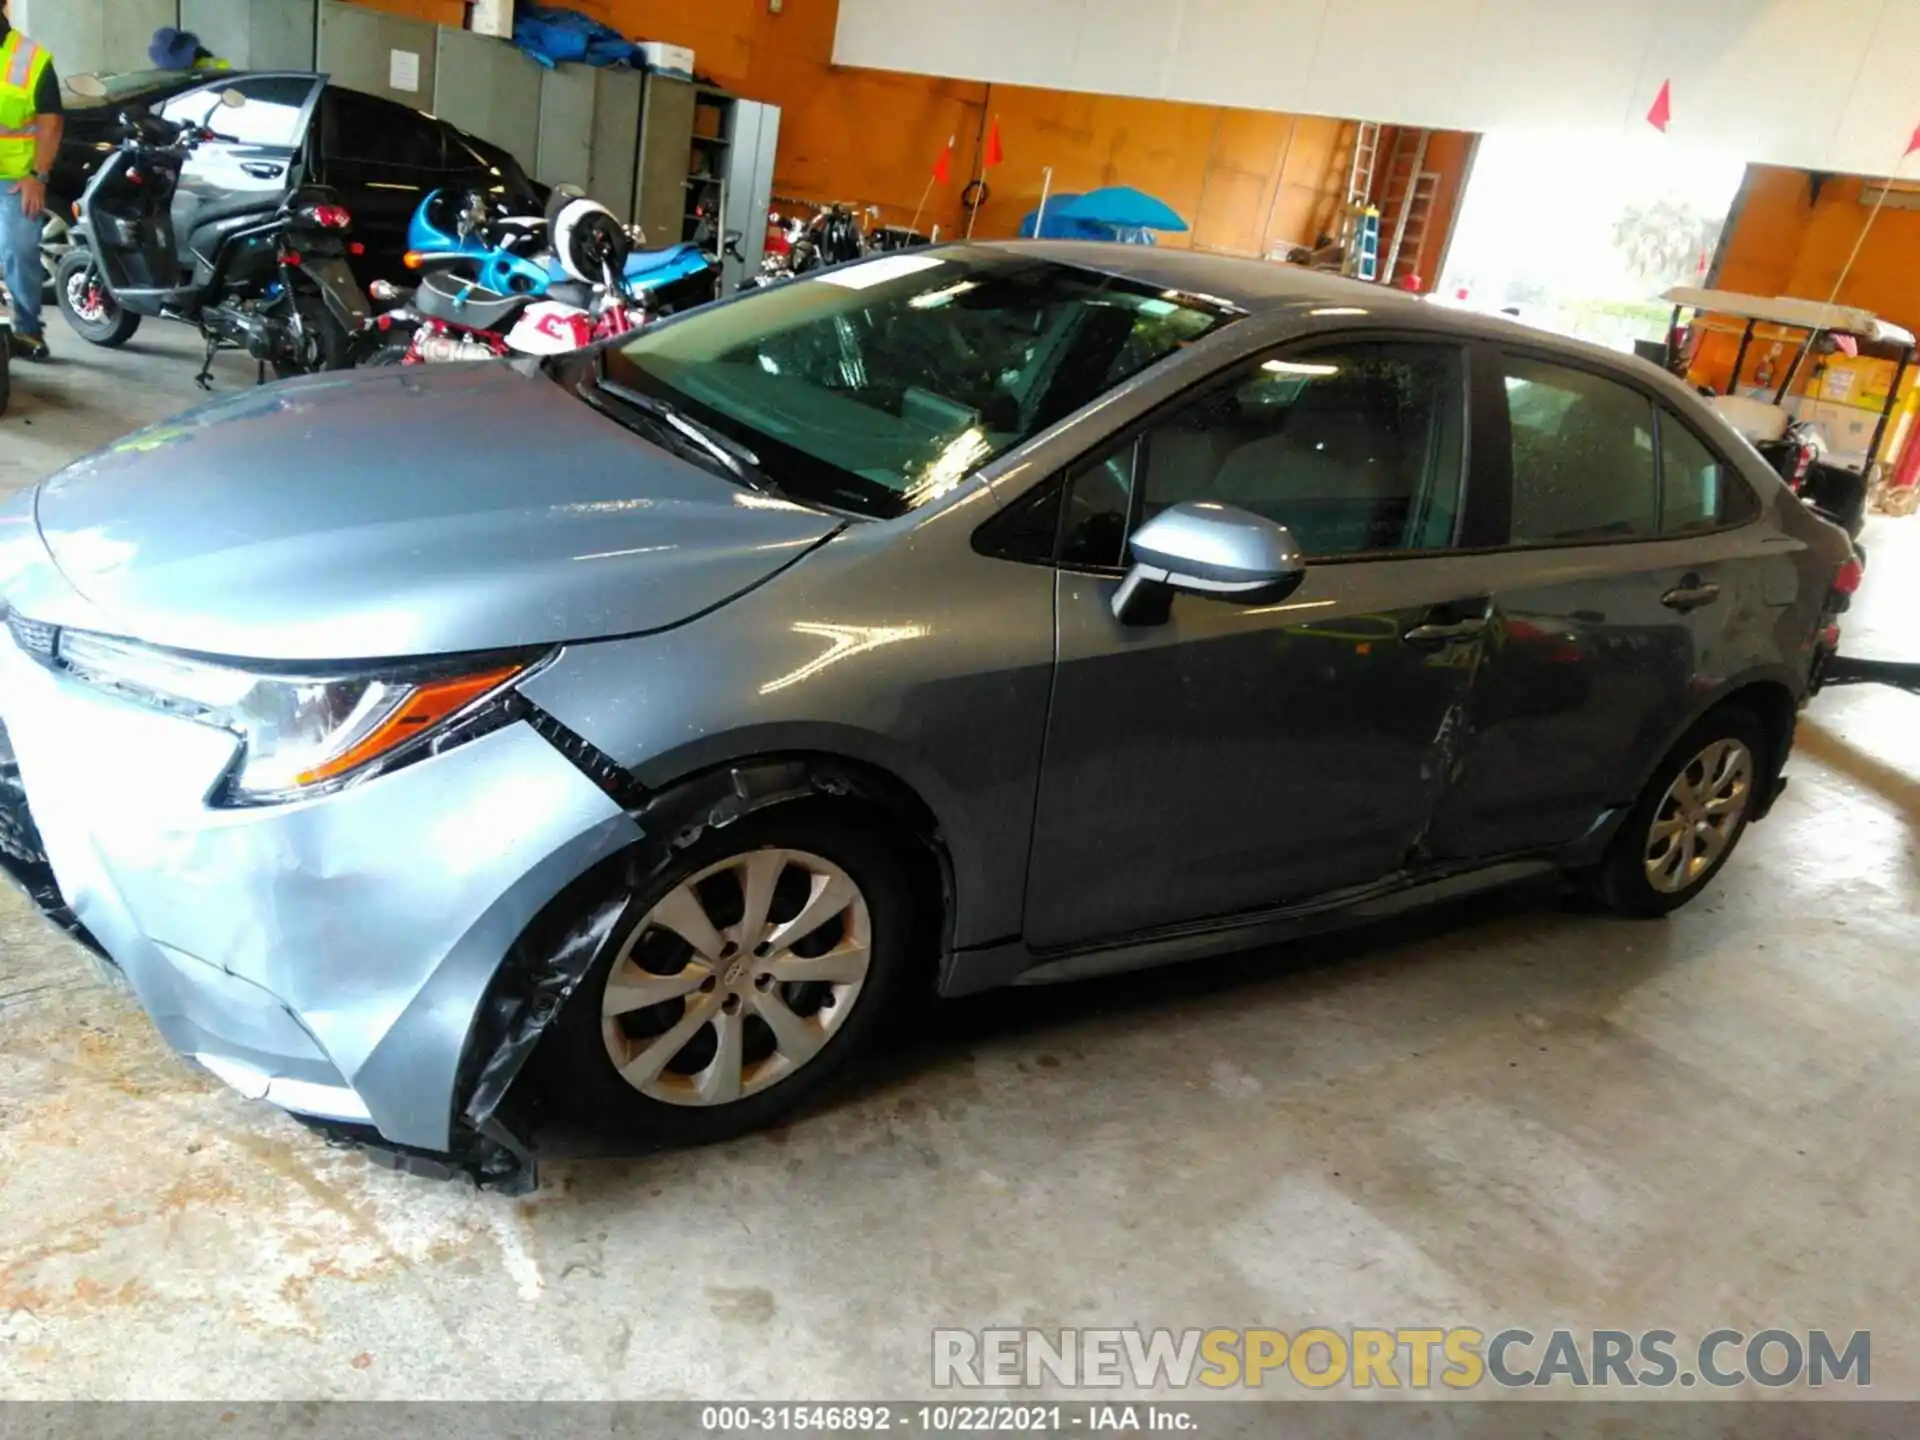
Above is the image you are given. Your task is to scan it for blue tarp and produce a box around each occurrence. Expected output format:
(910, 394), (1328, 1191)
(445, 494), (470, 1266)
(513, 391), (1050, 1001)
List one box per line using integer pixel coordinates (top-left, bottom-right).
(512, 5), (641, 69)
(1052, 187), (1190, 232)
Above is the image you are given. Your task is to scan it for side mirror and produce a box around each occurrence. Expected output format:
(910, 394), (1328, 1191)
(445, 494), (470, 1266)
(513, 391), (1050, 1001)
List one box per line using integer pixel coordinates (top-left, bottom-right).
(219, 88), (248, 109)
(66, 73), (109, 99)
(1111, 501), (1306, 626)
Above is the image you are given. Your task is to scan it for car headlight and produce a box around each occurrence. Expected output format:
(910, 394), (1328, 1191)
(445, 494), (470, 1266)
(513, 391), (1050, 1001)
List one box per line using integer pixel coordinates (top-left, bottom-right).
(56, 631), (537, 805)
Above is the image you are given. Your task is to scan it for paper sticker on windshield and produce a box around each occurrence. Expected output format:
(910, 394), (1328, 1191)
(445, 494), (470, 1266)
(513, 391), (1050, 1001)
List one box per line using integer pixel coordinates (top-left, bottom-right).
(815, 255), (947, 291)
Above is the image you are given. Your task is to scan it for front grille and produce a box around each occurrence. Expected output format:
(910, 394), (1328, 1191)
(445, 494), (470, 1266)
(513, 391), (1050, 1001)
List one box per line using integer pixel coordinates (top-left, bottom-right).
(5, 611), (57, 660)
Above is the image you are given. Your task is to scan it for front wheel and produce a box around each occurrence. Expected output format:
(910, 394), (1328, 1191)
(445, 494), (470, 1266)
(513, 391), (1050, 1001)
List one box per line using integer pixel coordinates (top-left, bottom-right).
(55, 249), (141, 347)
(1583, 706), (1767, 917)
(545, 807), (913, 1147)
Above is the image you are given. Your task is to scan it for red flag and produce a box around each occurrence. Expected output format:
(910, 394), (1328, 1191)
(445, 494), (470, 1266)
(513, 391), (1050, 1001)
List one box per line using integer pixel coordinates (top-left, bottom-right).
(932, 136), (955, 184)
(1905, 121), (1920, 157)
(1646, 80), (1673, 133)
(984, 118), (1005, 168)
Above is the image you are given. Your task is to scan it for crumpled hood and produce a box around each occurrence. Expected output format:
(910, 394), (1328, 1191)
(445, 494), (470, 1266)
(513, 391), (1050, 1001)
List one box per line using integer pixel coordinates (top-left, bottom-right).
(30, 362), (841, 661)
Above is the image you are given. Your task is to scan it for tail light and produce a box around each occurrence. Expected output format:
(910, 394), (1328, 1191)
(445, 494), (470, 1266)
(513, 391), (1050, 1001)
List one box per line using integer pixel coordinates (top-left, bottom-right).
(1791, 442), (1815, 489)
(300, 203), (352, 230)
(347, 241), (366, 256)
(1833, 557), (1864, 598)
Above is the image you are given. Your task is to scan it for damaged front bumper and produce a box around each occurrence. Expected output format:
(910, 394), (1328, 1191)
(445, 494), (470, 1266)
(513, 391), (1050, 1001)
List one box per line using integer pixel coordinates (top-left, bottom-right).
(0, 633), (643, 1190)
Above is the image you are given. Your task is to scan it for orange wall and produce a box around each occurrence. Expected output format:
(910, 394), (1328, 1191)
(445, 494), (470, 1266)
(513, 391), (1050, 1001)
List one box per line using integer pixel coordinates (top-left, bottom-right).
(344, 0), (1471, 271)
(1718, 164), (1920, 335)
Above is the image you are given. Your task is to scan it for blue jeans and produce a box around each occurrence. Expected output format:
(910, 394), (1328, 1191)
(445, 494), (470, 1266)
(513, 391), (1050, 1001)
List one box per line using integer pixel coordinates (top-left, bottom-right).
(1, 182), (45, 339)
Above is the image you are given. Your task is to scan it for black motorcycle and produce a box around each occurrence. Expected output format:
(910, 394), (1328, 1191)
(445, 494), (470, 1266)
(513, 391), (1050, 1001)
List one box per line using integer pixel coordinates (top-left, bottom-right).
(55, 84), (368, 386)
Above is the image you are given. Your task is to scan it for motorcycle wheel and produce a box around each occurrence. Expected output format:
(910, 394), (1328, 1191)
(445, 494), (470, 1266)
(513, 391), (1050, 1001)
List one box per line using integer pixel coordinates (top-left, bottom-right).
(270, 288), (353, 379)
(56, 250), (142, 348)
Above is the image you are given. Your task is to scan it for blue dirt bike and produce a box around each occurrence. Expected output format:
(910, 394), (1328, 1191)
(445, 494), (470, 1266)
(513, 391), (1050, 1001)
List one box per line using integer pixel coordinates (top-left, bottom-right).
(403, 187), (721, 316)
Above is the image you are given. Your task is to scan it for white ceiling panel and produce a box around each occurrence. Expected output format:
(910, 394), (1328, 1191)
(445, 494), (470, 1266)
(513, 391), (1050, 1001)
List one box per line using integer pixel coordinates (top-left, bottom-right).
(1300, 0), (1484, 129)
(1163, 0), (1330, 112)
(1069, 0), (1187, 99)
(1457, 0), (1663, 133)
(832, 0), (1920, 173)
(1825, 0), (1920, 176)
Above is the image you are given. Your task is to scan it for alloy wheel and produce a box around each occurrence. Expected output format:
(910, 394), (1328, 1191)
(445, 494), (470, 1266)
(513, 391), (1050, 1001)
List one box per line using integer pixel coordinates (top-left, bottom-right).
(65, 263), (110, 325)
(1643, 737), (1753, 895)
(599, 847), (873, 1107)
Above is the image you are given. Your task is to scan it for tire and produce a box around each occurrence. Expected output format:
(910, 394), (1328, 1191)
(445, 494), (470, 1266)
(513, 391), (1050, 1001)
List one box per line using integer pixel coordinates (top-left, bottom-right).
(270, 288), (353, 379)
(1583, 705), (1769, 918)
(55, 249), (141, 347)
(545, 805), (913, 1146)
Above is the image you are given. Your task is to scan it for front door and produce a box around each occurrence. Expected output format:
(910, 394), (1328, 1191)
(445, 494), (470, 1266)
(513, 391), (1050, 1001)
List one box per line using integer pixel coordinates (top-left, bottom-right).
(158, 74), (325, 277)
(1421, 348), (1770, 859)
(1023, 339), (1493, 952)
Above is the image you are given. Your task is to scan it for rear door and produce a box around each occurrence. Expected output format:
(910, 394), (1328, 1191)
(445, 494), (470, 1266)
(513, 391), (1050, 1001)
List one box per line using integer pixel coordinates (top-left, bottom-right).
(311, 87), (455, 278)
(158, 74), (326, 272)
(1022, 336), (1498, 952)
(1421, 347), (1768, 860)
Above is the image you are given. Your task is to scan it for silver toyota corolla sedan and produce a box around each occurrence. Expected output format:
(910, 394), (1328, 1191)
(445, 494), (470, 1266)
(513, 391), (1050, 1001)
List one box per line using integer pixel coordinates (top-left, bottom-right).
(0, 244), (1855, 1188)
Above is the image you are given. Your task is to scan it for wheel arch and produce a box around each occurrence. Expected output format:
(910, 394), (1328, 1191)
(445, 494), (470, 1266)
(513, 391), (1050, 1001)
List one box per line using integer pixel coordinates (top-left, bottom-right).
(448, 748), (959, 1180)
(1634, 665), (1802, 821)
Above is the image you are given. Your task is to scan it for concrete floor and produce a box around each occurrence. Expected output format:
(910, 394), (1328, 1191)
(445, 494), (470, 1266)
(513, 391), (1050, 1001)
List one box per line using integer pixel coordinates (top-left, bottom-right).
(1, 328), (1918, 1401)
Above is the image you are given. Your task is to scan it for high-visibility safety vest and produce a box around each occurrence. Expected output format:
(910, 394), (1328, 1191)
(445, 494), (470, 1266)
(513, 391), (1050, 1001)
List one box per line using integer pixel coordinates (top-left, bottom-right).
(0, 30), (53, 182)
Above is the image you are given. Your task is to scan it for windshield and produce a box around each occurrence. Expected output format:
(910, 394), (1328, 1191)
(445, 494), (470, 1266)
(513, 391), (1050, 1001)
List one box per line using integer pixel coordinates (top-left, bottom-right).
(63, 71), (197, 108)
(596, 250), (1238, 517)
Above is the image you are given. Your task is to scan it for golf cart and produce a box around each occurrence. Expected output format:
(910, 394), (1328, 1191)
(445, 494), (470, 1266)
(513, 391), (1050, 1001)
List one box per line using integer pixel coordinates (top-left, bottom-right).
(1660, 286), (1917, 543)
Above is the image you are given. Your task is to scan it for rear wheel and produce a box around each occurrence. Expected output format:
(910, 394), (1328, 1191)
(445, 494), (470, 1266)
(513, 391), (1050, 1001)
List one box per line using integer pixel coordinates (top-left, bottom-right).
(1584, 706), (1767, 917)
(270, 288), (352, 378)
(546, 807), (912, 1146)
(56, 249), (141, 347)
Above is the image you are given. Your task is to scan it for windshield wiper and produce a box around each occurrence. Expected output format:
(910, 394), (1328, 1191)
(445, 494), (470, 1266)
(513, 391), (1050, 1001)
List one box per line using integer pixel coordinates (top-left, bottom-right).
(587, 370), (775, 492)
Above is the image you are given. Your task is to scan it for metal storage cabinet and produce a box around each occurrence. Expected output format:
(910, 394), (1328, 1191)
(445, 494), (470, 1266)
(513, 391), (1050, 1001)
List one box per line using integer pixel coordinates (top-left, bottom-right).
(632, 74), (696, 247)
(433, 27), (542, 173)
(316, 0), (437, 108)
(179, 0), (319, 70)
(14, 0), (179, 75)
(720, 100), (781, 292)
(535, 65), (643, 223)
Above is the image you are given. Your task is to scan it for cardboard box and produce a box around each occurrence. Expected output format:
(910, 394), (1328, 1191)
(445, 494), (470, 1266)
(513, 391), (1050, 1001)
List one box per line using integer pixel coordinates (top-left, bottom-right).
(640, 41), (695, 77)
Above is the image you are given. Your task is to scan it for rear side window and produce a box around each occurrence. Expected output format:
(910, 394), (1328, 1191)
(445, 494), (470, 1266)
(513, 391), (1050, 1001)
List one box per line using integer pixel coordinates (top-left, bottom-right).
(1503, 355), (1658, 543)
(1658, 410), (1759, 532)
(323, 89), (447, 169)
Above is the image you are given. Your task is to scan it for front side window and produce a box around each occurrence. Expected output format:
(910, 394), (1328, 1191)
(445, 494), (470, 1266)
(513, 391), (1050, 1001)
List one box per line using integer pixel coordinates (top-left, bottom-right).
(1504, 355), (1658, 544)
(159, 76), (315, 149)
(596, 252), (1238, 518)
(1128, 342), (1467, 559)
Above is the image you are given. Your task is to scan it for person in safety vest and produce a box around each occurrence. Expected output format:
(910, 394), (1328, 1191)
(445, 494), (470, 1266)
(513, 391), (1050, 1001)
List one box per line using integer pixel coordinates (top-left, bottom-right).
(0, 0), (61, 361)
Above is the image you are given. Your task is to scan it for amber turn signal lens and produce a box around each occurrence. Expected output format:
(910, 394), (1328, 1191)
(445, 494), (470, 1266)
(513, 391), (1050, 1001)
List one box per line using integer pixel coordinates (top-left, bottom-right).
(403, 250), (424, 270)
(295, 666), (521, 787)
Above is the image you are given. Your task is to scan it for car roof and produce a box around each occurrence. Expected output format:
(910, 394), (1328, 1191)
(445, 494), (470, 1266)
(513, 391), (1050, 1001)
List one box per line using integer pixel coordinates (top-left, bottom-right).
(960, 239), (1690, 388)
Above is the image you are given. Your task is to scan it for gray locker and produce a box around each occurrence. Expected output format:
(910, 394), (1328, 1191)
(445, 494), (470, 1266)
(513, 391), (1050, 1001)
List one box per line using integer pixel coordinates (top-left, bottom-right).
(316, 0), (436, 108)
(534, 65), (643, 224)
(632, 74), (695, 249)
(15, 0), (178, 77)
(535, 65), (595, 195)
(720, 101), (781, 292)
(179, 0), (317, 70)
(433, 27), (541, 172)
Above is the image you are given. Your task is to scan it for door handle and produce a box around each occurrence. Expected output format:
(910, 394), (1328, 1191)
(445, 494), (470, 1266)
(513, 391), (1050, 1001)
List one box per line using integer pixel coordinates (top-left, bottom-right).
(1402, 617), (1489, 647)
(1661, 582), (1721, 613)
(241, 162), (285, 179)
